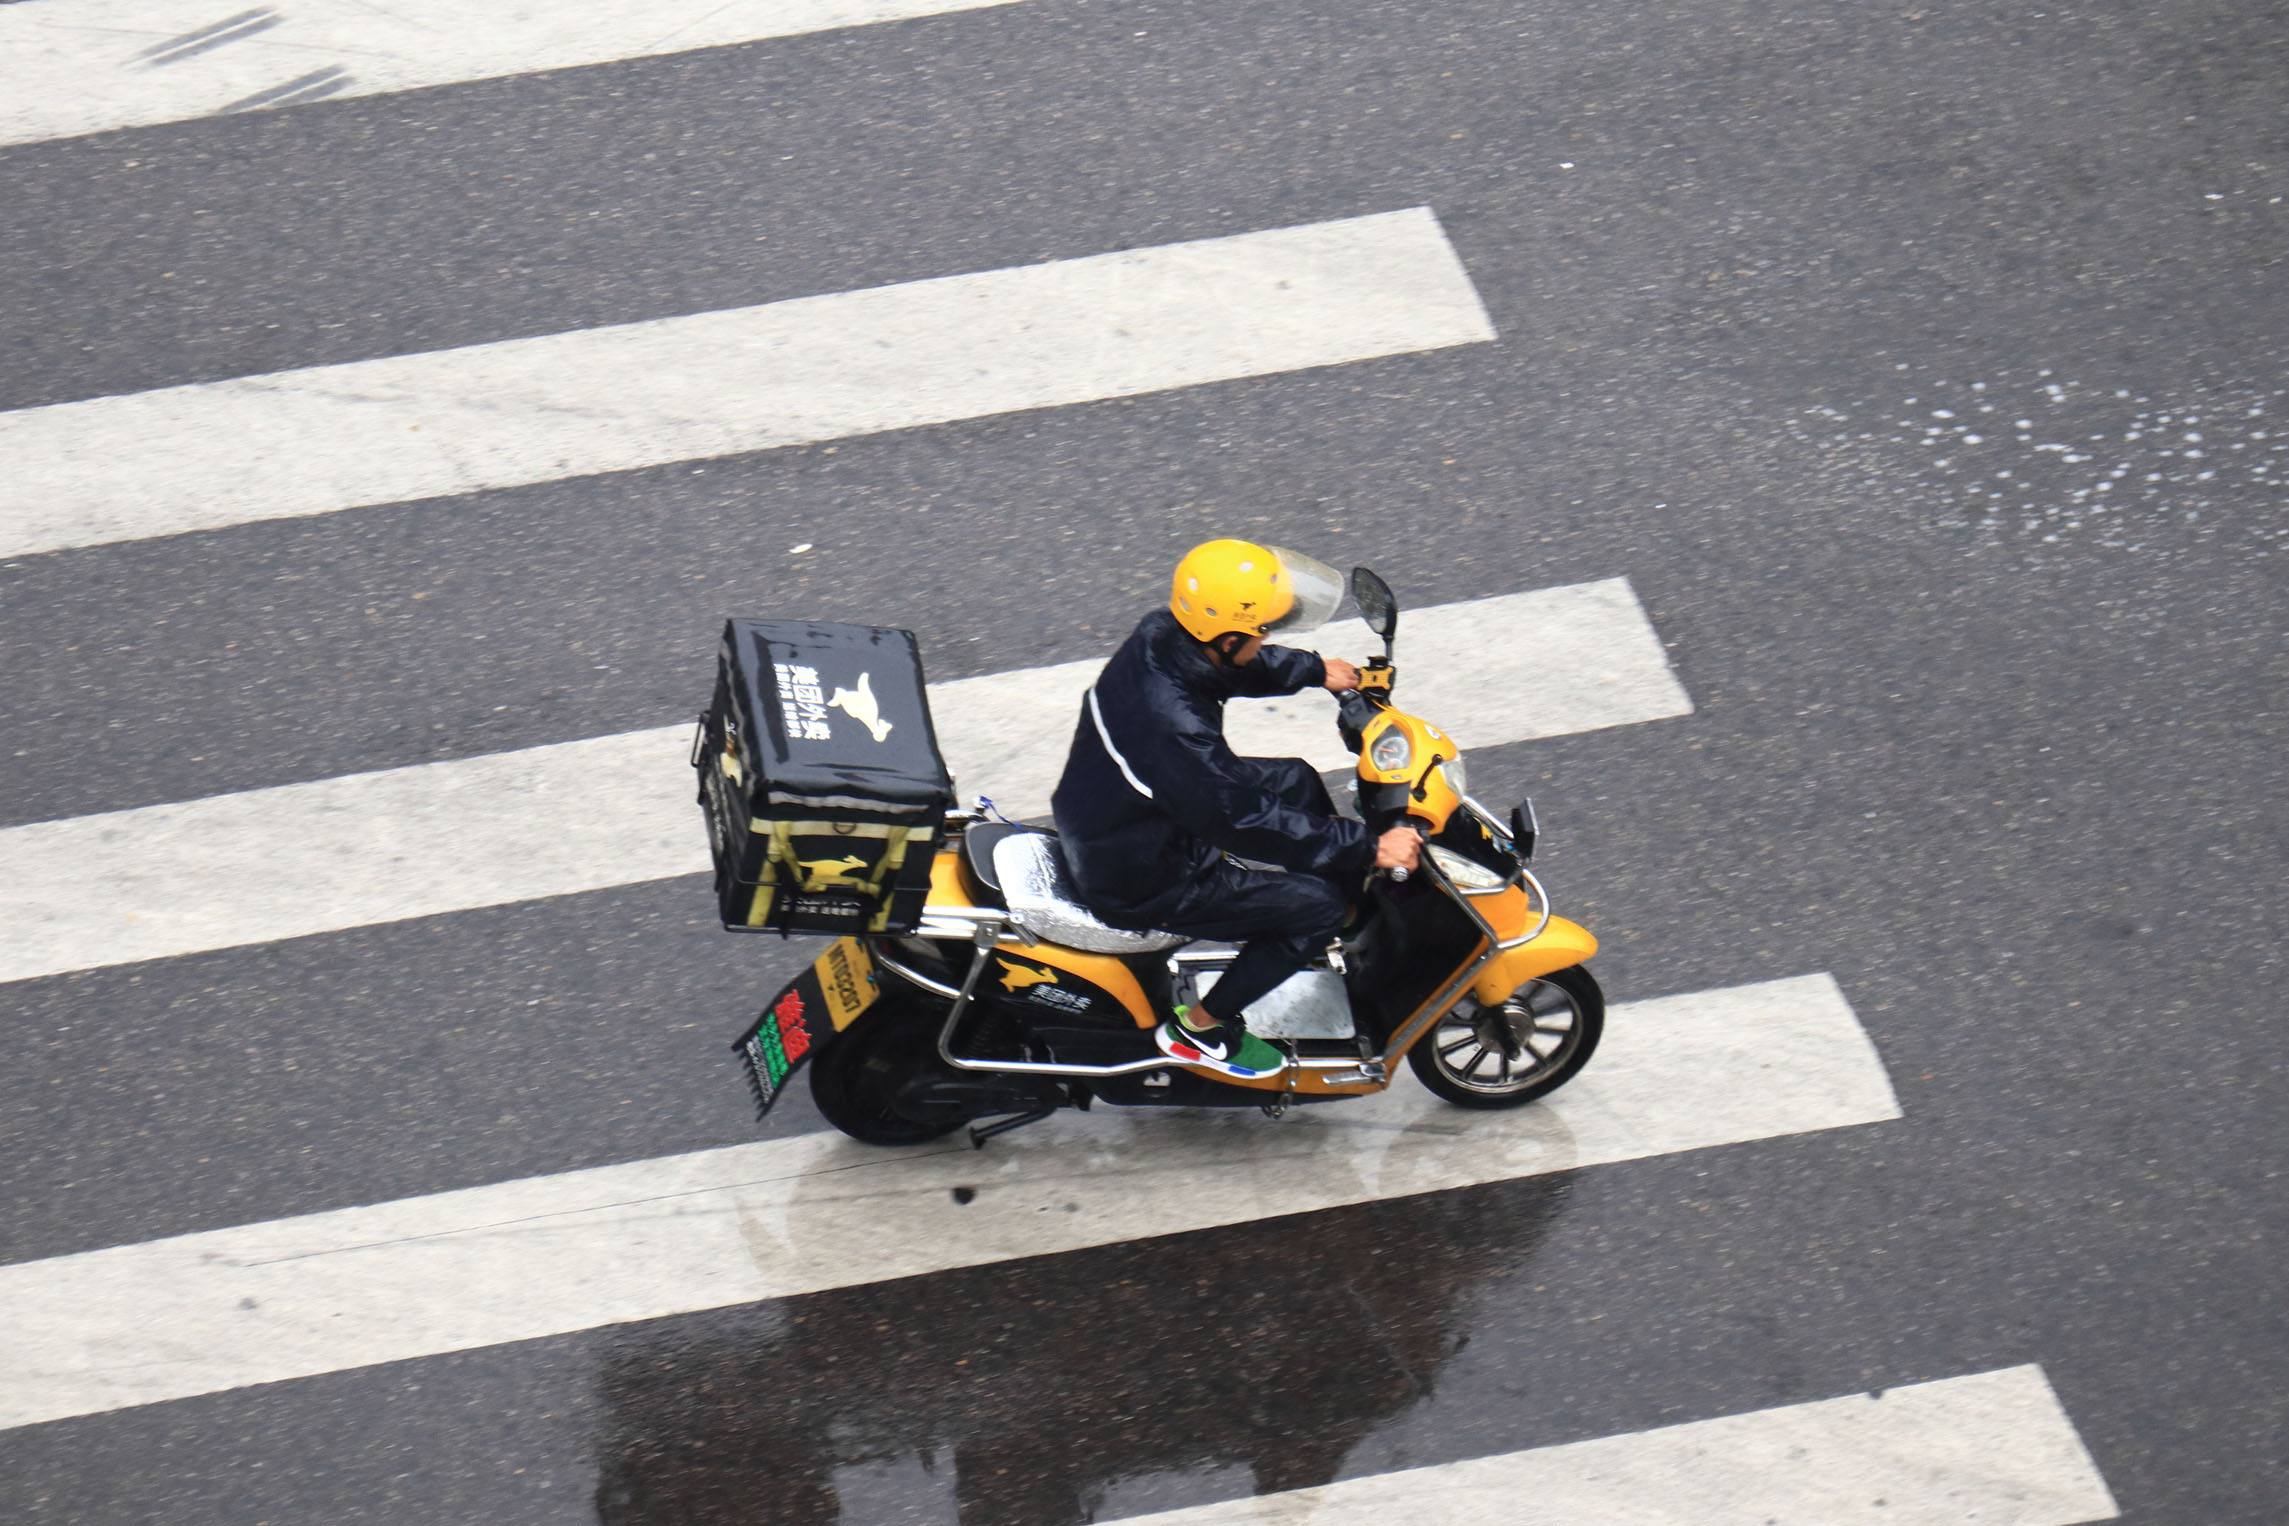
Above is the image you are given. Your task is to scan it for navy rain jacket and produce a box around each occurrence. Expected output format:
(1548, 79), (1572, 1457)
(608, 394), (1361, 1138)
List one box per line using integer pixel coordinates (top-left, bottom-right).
(1051, 609), (1374, 914)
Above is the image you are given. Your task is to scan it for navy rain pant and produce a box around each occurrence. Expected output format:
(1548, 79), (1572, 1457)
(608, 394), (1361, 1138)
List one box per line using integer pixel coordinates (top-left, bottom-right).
(1102, 757), (1355, 1025)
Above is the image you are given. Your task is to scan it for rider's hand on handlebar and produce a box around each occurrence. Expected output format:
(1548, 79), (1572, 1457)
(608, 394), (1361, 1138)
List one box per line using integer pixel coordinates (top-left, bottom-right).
(1374, 826), (1422, 874)
(1322, 658), (1361, 694)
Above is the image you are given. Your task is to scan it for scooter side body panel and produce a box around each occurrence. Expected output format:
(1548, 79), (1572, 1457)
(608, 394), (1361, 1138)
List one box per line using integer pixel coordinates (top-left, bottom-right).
(925, 846), (1162, 1031)
(988, 943), (1158, 1030)
(928, 848), (971, 906)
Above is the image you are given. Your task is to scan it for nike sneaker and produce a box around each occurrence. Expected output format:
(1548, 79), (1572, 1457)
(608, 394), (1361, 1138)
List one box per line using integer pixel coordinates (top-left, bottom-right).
(1154, 1015), (1288, 1078)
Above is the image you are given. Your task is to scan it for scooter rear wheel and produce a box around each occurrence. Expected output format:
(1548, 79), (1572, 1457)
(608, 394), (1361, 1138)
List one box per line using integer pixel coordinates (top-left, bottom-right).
(808, 998), (967, 1146)
(1405, 963), (1603, 1108)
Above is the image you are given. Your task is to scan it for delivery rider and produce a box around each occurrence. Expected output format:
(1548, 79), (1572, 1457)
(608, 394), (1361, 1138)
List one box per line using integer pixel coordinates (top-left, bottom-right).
(1050, 540), (1422, 1077)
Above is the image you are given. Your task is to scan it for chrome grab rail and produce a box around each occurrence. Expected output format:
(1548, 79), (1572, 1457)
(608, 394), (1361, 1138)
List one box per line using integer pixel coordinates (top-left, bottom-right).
(874, 948), (963, 1000)
(928, 935), (1195, 1080)
(1505, 866), (1554, 947)
(898, 930), (1376, 1083)
(917, 902), (1007, 926)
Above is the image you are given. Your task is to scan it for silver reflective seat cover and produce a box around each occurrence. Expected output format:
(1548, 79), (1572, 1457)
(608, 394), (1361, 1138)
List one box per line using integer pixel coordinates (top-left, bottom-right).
(990, 833), (1188, 955)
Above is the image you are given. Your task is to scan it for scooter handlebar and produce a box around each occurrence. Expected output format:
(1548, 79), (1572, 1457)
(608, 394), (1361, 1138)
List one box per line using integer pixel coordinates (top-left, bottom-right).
(1378, 818), (1429, 883)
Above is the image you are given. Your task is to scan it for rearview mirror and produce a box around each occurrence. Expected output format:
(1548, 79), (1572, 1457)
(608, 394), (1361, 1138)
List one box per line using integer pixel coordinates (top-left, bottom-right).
(1350, 567), (1399, 646)
(1510, 798), (1539, 862)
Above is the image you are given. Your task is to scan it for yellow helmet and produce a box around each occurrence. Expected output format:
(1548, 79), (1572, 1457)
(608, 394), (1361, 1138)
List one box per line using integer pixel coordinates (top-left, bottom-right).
(1169, 540), (1344, 644)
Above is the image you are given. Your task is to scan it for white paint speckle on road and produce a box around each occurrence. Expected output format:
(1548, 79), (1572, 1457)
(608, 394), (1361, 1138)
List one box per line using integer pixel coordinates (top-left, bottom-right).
(1791, 369), (2286, 557)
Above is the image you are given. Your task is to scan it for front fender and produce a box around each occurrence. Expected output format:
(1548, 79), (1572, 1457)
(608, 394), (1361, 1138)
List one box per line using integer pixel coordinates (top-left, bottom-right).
(1471, 915), (1598, 1006)
(730, 937), (882, 1118)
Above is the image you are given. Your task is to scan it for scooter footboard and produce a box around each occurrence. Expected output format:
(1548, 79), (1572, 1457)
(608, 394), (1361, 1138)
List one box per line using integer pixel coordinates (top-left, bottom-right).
(730, 937), (881, 1118)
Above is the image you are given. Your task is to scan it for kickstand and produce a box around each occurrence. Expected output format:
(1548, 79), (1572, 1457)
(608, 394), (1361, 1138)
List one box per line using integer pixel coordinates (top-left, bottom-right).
(968, 1107), (1055, 1149)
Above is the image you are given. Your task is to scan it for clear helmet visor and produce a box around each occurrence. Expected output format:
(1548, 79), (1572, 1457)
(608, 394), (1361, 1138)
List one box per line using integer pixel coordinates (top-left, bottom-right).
(1261, 548), (1346, 636)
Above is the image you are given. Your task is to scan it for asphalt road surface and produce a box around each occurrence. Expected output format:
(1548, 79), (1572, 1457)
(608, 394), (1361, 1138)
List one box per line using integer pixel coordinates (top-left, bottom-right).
(1, 0), (2283, 1520)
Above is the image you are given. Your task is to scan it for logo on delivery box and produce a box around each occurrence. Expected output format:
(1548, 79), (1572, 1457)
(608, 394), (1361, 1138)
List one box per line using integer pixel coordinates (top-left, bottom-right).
(776, 661), (893, 744)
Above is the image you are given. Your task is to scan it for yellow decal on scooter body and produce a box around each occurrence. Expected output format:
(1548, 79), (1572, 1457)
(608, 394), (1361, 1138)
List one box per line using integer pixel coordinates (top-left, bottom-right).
(995, 943), (1156, 1029)
(998, 960), (1060, 992)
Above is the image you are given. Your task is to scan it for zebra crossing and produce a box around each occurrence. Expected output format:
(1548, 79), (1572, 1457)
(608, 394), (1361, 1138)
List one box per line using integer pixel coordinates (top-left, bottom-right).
(0, 1), (2131, 1521)
(0, 577), (1681, 984)
(1, 209), (1491, 557)
(2, 976), (1889, 1431)
(0, 0), (1036, 149)
(1116, 1368), (2115, 1525)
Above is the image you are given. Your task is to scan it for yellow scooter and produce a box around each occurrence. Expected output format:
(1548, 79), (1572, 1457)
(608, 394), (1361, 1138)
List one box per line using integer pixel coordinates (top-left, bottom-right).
(736, 567), (1604, 1146)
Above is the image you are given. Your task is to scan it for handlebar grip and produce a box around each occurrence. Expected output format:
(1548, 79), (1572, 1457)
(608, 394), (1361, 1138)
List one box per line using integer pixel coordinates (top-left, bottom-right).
(1377, 817), (1427, 883)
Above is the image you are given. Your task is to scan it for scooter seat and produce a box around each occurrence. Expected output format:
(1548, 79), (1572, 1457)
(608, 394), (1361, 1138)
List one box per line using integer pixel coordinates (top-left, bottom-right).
(990, 832), (1189, 956)
(957, 821), (1028, 908)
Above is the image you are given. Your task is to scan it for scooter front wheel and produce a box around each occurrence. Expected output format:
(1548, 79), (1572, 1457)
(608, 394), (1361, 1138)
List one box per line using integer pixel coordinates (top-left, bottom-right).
(1406, 964), (1603, 1108)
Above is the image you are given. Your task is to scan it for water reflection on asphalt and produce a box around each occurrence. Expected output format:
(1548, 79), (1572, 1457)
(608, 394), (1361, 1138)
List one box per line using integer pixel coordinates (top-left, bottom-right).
(588, 1171), (1576, 1523)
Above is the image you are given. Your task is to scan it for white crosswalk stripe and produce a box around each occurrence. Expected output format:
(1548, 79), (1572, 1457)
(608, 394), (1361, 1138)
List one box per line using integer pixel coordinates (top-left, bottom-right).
(0, 576), (1685, 987)
(0, 0), (1034, 149)
(1107, 1366), (2118, 1525)
(0, 209), (1493, 560)
(0, 974), (1894, 1432)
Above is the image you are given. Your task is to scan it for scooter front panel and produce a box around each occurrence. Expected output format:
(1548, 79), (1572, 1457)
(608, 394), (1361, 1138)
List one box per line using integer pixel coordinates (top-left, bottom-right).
(1344, 882), (1488, 1051)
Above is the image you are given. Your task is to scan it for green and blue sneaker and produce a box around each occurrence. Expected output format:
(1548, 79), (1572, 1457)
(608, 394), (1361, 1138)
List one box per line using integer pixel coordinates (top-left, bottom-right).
(1155, 1010), (1288, 1078)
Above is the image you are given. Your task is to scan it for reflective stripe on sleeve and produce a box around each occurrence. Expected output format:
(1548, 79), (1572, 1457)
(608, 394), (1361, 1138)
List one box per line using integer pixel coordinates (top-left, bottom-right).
(1087, 688), (1155, 800)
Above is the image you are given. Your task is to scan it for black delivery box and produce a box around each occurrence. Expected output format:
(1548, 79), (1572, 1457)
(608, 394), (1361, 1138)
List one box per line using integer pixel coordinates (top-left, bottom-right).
(695, 619), (953, 936)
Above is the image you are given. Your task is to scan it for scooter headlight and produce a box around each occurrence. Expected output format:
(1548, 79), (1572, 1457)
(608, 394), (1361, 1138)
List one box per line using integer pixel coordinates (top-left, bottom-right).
(1426, 844), (1506, 889)
(1440, 753), (1468, 795)
(1368, 728), (1413, 773)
